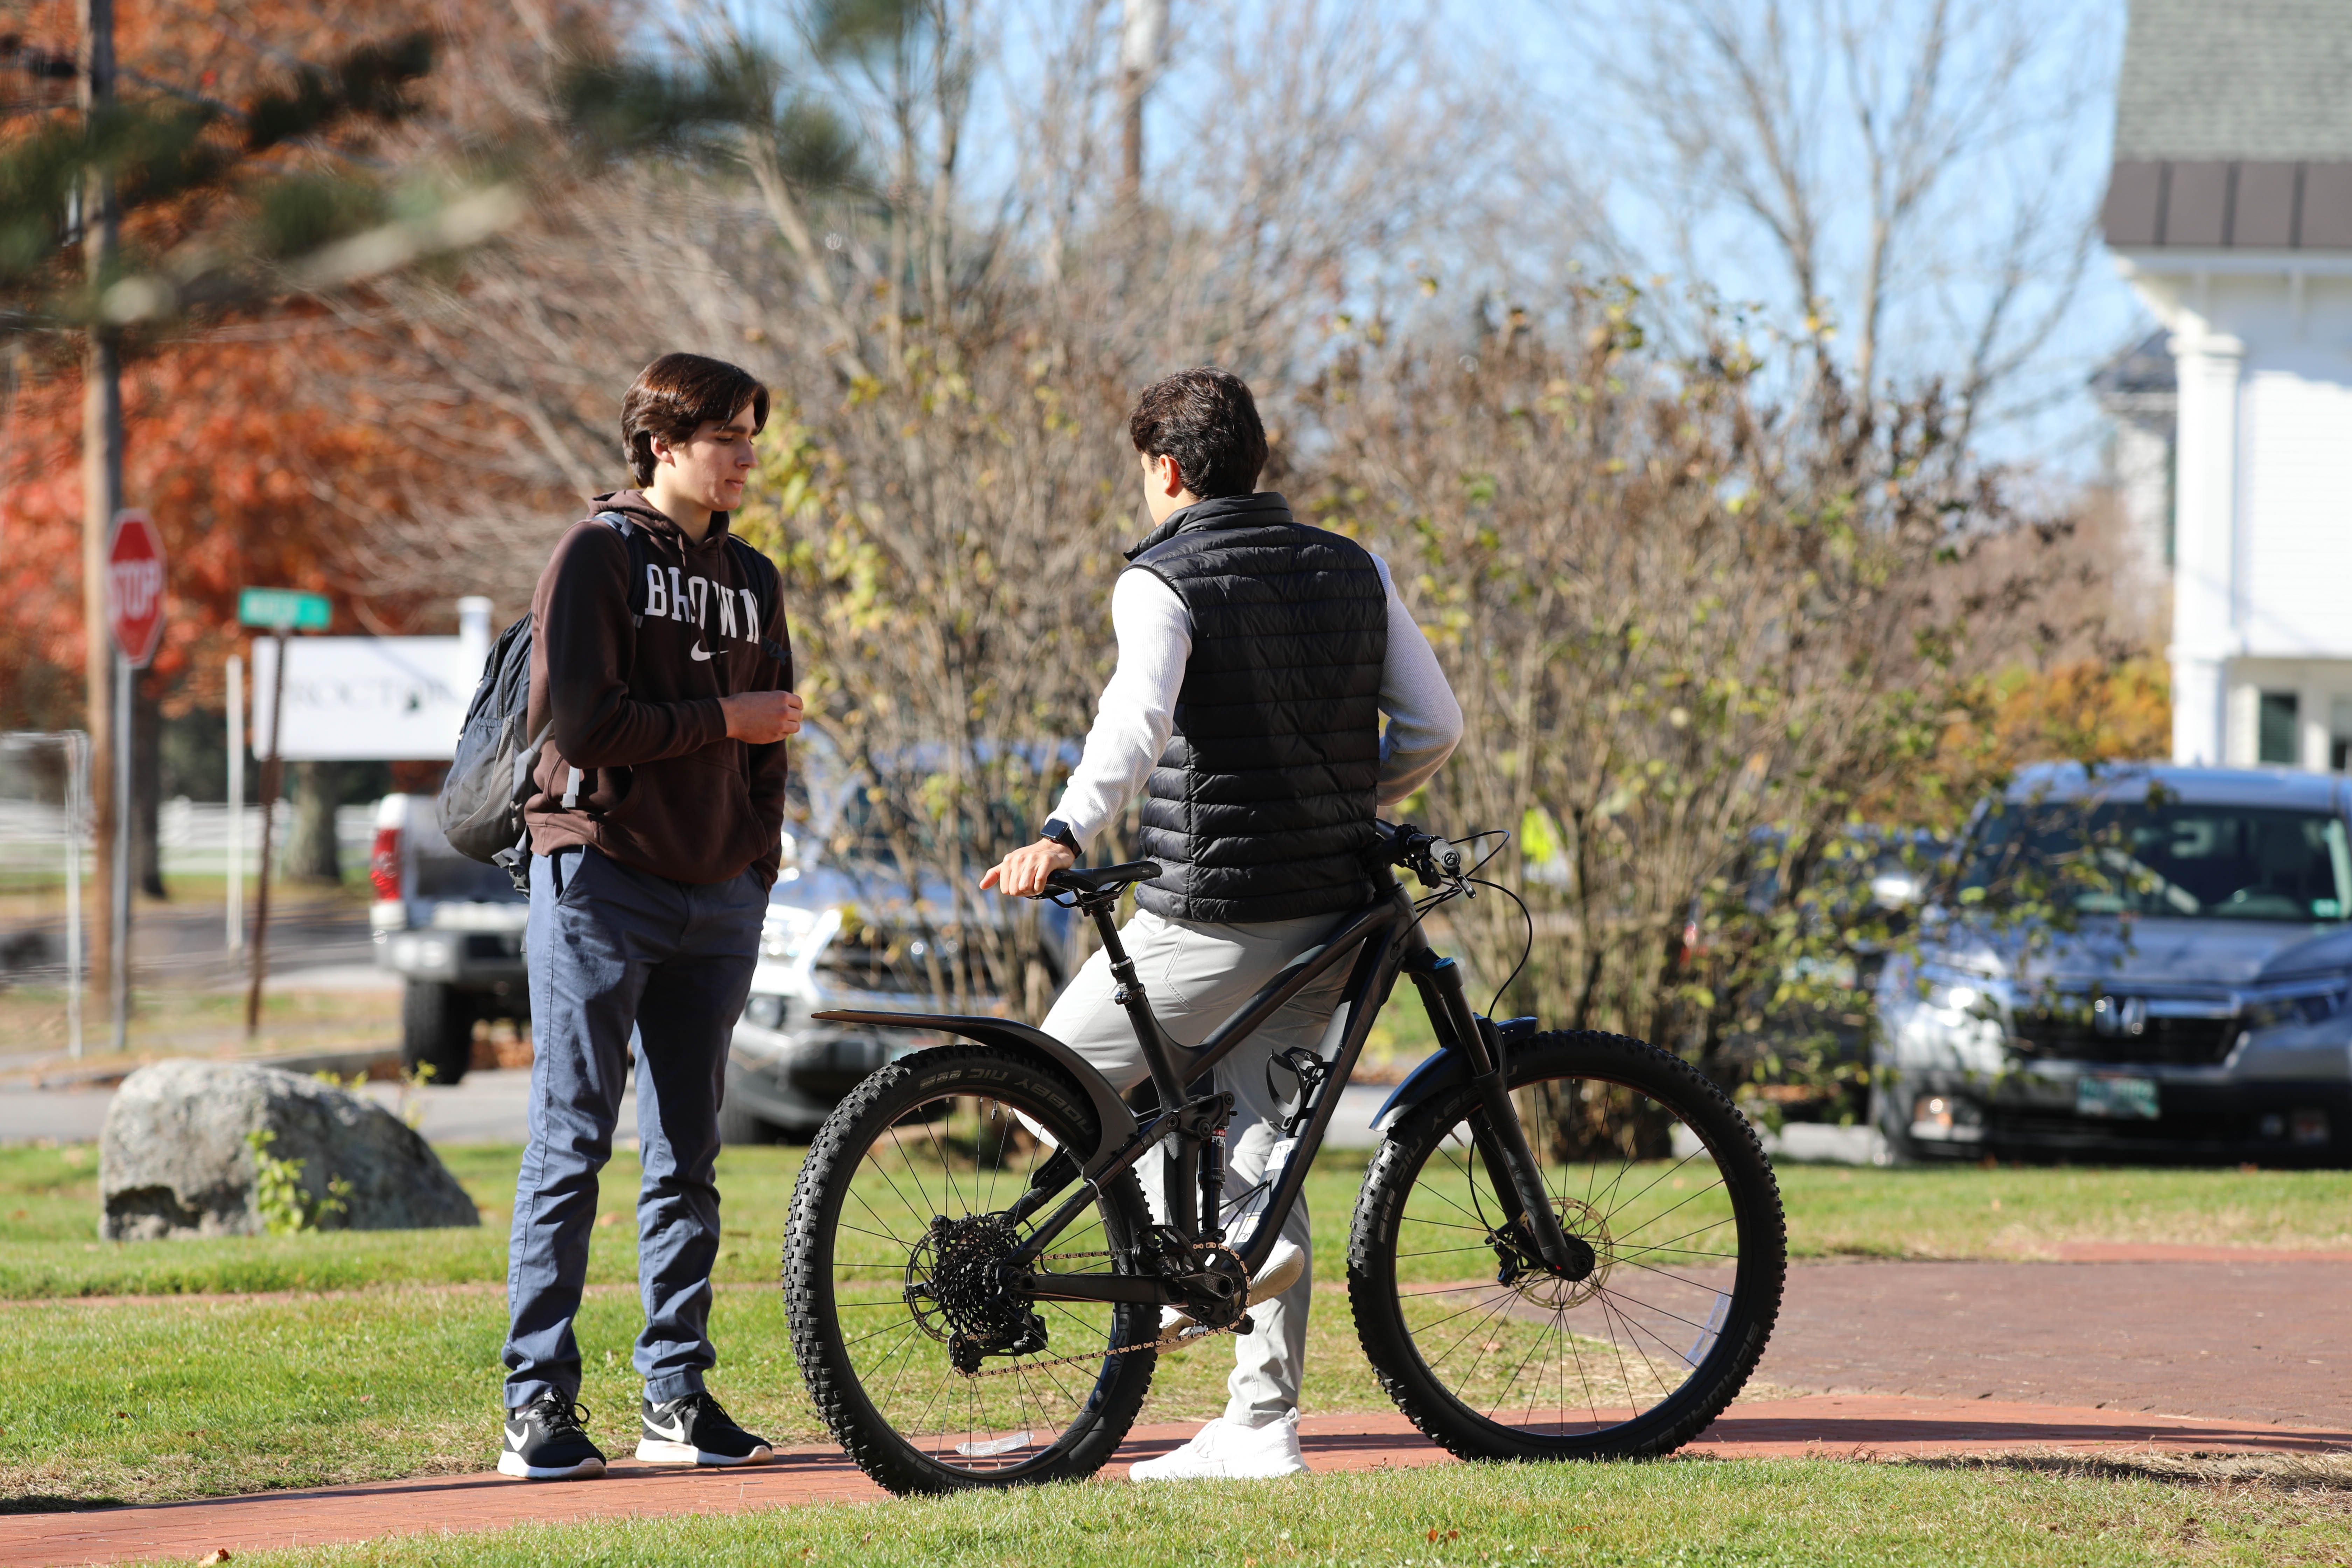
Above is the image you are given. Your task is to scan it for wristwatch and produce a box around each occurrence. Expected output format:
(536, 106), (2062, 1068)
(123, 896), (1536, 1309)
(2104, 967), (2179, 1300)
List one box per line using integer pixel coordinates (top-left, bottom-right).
(1039, 819), (1080, 856)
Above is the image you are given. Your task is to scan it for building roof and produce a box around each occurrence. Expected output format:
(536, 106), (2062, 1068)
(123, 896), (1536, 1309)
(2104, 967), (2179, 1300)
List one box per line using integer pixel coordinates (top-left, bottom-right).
(2116, 0), (2352, 162)
(2104, 161), (2352, 250)
(2104, 3), (2352, 252)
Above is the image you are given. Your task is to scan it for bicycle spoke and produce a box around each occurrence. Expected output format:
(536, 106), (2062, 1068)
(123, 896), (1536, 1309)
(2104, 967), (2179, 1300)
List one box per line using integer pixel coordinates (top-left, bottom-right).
(1382, 1058), (1768, 1451)
(814, 1081), (1148, 1483)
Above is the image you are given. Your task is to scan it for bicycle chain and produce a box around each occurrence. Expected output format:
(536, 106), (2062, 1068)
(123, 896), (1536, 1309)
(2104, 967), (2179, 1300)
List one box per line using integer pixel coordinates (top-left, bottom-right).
(947, 1243), (1246, 1381)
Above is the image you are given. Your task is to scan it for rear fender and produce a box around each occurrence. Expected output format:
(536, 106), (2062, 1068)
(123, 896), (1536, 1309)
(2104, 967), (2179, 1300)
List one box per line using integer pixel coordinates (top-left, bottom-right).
(810, 1009), (1136, 1165)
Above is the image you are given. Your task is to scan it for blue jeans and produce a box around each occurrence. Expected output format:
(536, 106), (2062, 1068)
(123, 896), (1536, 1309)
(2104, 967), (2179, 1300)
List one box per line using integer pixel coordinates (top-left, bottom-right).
(502, 844), (765, 1409)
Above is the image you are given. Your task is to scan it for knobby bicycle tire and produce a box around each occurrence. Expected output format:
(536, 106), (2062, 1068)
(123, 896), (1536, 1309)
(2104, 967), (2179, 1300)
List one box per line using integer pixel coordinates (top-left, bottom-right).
(783, 1043), (1158, 1494)
(1348, 1029), (1786, 1461)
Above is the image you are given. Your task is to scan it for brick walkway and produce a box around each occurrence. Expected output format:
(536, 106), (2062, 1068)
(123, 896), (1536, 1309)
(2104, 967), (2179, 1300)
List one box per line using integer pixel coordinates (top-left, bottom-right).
(1754, 1256), (2352, 1428)
(5, 1397), (2346, 1568)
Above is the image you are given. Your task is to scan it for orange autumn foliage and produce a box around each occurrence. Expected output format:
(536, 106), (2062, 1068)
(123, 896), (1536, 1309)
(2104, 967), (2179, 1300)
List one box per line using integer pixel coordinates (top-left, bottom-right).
(1938, 657), (2172, 789)
(0, 327), (430, 722)
(0, 0), (606, 726)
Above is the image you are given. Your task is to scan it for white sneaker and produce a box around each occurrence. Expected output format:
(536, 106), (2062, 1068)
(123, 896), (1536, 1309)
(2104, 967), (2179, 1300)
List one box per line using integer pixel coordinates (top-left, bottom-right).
(1160, 1240), (1307, 1339)
(1129, 1410), (1309, 1481)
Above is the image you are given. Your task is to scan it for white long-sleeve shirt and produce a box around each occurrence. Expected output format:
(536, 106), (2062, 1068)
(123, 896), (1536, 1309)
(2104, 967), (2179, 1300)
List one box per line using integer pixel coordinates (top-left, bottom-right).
(1046, 553), (1464, 852)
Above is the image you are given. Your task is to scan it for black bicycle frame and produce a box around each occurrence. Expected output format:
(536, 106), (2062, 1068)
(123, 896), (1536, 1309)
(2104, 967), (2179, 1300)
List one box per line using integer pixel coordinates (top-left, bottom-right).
(1006, 858), (1578, 1311)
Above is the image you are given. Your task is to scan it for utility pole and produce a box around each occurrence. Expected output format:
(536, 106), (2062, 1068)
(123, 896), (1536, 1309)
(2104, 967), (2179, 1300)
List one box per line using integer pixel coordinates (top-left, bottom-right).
(1120, 0), (1168, 201)
(77, 0), (123, 1035)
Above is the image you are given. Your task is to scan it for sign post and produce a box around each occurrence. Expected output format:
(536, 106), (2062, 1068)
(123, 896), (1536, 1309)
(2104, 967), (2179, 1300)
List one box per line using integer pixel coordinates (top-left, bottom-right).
(103, 510), (163, 1053)
(225, 655), (243, 952)
(236, 588), (329, 1037)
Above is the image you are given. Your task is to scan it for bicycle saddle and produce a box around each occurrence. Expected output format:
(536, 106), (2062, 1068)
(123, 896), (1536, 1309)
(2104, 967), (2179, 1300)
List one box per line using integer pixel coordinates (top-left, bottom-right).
(1045, 861), (1163, 897)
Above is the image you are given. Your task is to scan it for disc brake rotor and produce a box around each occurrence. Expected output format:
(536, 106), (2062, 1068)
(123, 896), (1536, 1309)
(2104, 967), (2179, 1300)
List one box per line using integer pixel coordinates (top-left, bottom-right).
(1491, 1197), (1614, 1309)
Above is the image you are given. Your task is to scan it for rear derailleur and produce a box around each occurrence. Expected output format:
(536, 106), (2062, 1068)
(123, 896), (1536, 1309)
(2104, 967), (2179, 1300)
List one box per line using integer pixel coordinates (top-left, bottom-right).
(906, 1213), (1049, 1375)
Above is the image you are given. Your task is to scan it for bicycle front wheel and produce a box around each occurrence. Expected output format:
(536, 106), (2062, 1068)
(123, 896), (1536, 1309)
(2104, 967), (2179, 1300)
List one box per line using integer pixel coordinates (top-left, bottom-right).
(784, 1043), (1158, 1495)
(1349, 1029), (1785, 1460)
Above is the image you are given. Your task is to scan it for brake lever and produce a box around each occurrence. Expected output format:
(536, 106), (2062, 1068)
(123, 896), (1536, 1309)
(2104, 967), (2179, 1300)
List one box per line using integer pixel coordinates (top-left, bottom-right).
(1413, 846), (1465, 890)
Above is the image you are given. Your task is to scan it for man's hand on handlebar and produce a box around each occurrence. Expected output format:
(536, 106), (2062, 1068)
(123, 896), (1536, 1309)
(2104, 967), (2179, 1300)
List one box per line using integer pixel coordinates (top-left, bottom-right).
(1380, 820), (1464, 886)
(721, 690), (804, 744)
(981, 838), (1077, 899)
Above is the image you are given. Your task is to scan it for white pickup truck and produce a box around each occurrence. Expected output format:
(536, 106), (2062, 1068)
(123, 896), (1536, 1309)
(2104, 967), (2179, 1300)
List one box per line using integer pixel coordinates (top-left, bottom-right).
(368, 793), (529, 1085)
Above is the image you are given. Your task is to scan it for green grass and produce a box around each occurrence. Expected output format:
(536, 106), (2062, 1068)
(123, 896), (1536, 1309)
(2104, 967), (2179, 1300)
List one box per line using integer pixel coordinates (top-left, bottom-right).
(1772, 1162), (2352, 1259)
(10, 1144), (2352, 1300)
(0, 1142), (1386, 1506)
(9, 1142), (2352, 1509)
(224, 1456), (2352, 1567)
(0, 1269), (1382, 1508)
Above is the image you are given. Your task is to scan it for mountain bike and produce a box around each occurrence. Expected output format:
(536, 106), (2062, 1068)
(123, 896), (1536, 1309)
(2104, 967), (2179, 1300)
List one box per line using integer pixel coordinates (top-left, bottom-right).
(782, 822), (1786, 1495)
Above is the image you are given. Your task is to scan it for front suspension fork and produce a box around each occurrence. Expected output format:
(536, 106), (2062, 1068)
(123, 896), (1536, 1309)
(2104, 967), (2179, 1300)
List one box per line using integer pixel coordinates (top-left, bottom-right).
(1406, 953), (1581, 1275)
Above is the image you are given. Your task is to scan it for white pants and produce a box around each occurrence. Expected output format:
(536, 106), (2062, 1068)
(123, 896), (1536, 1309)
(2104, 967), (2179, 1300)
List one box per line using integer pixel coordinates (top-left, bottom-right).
(1041, 907), (1352, 1428)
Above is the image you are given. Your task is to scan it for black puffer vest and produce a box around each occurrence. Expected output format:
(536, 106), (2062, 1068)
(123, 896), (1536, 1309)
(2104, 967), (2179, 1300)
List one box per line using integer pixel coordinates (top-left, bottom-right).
(1125, 493), (1388, 924)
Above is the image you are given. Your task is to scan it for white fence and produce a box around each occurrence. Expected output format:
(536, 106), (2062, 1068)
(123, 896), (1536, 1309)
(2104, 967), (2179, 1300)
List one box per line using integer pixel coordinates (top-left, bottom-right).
(155, 800), (378, 876)
(0, 799), (378, 881)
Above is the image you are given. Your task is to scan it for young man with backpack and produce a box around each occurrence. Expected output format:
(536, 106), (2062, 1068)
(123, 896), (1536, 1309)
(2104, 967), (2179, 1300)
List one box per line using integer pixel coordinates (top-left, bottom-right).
(982, 367), (1463, 1480)
(497, 353), (803, 1481)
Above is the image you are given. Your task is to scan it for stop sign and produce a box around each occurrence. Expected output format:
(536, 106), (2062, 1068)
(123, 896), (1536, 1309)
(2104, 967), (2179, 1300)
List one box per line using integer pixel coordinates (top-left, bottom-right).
(105, 510), (166, 668)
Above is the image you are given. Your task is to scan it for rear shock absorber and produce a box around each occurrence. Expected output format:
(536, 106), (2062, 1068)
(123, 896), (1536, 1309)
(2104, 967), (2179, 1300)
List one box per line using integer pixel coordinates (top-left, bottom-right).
(1200, 1106), (1230, 1242)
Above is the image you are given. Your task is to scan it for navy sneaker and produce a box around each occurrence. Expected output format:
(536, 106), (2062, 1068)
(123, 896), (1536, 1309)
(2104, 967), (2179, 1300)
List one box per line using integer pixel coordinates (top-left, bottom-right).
(637, 1391), (773, 1466)
(497, 1393), (607, 1480)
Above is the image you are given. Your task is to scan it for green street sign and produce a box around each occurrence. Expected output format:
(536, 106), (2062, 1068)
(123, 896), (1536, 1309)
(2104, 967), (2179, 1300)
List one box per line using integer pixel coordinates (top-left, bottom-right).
(237, 588), (331, 631)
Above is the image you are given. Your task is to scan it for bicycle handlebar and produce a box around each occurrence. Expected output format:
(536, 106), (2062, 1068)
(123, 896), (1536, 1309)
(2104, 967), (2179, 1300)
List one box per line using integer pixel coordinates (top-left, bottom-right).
(1379, 820), (1462, 882)
(1027, 827), (1464, 903)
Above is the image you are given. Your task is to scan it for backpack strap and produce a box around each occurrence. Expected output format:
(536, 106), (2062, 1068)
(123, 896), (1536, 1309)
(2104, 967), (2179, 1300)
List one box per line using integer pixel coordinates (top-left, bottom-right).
(593, 511), (652, 627)
(512, 722), (552, 803)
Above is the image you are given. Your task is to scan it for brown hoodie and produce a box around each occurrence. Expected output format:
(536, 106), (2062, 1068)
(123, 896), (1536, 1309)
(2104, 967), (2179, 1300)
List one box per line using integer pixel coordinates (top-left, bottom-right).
(523, 490), (793, 886)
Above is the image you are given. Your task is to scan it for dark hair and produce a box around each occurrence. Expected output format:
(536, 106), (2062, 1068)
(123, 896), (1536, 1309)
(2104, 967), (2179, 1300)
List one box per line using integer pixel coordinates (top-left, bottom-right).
(620, 353), (770, 486)
(1127, 366), (1267, 499)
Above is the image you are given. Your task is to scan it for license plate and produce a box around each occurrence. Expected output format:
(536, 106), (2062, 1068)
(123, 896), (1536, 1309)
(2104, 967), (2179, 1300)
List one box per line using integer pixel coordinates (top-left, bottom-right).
(2076, 1074), (2160, 1119)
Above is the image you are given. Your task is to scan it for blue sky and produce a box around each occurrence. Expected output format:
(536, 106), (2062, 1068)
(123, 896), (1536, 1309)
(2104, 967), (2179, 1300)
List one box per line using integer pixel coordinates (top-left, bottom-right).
(1433, 0), (2152, 480)
(721, 0), (2155, 484)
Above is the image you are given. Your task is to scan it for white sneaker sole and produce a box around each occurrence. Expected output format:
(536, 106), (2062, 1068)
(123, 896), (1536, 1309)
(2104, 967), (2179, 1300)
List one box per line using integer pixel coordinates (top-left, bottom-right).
(636, 1438), (774, 1466)
(496, 1451), (606, 1480)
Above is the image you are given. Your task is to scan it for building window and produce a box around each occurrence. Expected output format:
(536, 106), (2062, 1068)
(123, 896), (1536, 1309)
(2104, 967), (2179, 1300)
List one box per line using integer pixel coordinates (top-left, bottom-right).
(2332, 699), (2352, 773)
(2260, 691), (2301, 765)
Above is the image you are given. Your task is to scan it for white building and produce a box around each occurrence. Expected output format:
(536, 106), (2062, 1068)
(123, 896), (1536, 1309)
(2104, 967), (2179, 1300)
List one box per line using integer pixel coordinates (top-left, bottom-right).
(2100, 0), (2352, 771)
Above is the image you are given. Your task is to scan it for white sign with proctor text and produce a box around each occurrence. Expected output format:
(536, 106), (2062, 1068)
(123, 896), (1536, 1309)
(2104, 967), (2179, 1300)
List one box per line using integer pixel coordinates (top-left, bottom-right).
(250, 637), (478, 761)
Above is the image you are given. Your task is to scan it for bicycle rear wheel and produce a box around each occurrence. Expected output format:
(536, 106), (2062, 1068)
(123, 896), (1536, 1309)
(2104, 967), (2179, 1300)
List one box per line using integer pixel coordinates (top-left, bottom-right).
(1349, 1029), (1784, 1460)
(784, 1043), (1158, 1494)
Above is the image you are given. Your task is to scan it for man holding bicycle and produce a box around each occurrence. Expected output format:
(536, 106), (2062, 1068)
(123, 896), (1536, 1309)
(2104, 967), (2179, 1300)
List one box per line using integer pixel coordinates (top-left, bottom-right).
(983, 367), (1462, 1480)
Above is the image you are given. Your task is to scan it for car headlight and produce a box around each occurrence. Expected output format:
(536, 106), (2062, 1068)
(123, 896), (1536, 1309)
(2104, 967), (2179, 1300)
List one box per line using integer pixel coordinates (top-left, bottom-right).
(2245, 977), (2352, 1030)
(1919, 972), (2001, 1017)
(743, 992), (788, 1029)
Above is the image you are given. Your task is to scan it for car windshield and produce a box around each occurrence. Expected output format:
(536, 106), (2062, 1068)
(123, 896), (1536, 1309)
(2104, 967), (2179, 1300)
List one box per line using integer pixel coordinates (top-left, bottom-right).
(1956, 799), (2352, 923)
